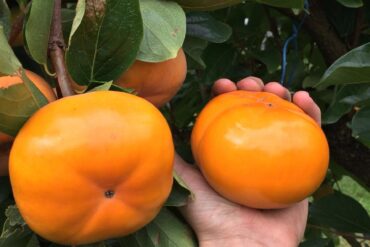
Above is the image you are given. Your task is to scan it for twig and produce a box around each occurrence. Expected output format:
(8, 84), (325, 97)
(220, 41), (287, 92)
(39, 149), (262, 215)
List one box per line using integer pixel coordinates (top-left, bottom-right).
(48, 0), (74, 97)
(350, 8), (364, 48)
(8, 11), (25, 46)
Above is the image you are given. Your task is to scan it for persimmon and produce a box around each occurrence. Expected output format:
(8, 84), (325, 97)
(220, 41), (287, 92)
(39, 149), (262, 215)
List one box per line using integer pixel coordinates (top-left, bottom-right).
(191, 91), (329, 209)
(9, 91), (174, 245)
(0, 70), (56, 176)
(114, 48), (187, 107)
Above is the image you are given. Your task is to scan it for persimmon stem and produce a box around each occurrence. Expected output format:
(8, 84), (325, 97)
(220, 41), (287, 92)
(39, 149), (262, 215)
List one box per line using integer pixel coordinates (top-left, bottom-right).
(49, 0), (74, 97)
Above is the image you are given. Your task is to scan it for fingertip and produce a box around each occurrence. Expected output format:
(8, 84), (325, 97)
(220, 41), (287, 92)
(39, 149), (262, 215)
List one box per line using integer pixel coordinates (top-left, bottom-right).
(263, 82), (291, 101)
(236, 77), (264, 92)
(212, 79), (237, 96)
(293, 91), (321, 125)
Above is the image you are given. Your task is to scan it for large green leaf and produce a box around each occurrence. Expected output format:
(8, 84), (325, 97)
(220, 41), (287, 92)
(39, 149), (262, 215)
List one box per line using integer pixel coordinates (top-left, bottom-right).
(0, 26), (21, 75)
(309, 191), (370, 234)
(186, 12), (232, 44)
(24, 0), (54, 65)
(137, 0), (186, 62)
(316, 43), (370, 88)
(350, 106), (370, 148)
(0, 0), (11, 39)
(254, 0), (304, 8)
(336, 0), (363, 8)
(118, 208), (196, 247)
(66, 0), (143, 85)
(172, 0), (242, 11)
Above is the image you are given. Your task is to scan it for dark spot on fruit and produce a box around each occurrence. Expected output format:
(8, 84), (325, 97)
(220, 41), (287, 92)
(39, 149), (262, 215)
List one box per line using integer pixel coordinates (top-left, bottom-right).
(105, 190), (115, 199)
(268, 103), (273, 107)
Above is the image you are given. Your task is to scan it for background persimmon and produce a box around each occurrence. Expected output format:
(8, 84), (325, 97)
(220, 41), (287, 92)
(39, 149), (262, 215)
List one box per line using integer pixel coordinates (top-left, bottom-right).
(114, 48), (187, 107)
(0, 70), (56, 176)
(191, 91), (329, 209)
(9, 91), (174, 245)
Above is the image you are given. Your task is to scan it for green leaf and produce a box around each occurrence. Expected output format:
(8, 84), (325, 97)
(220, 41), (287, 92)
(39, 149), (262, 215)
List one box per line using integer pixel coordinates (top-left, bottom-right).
(138, 0), (186, 62)
(186, 12), (232, 44)
(0, 0), (11, 39)
(0, 205), (39, 247)
(0, 26), (22, 75)
(183, 36), (208, 70)
(254, 0), (304, 9)
(350, 106), (370, 148)
(316, 43), (370, 88)
(309, 191), (370, 234)
(66, 0), (143, 86)
(165, 172), (192, 207)
(88, 81), (113, 92)
(24, 0), (54, 65)
(67, 0), (86, 47)
(322, 84), (370, 124)
(119, 208), (196, 247)
(173, 0), (242, 11)
(5, 206), (25, 227)
(336, 0), (363, 8)
(0, 69), (49, 136)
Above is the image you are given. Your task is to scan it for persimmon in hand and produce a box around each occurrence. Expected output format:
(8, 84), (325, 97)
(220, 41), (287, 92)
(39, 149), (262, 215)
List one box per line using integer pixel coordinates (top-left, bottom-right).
(191, 90), (329, 209)
(114, 48), (187, 107)
(9, 91), (174, 245)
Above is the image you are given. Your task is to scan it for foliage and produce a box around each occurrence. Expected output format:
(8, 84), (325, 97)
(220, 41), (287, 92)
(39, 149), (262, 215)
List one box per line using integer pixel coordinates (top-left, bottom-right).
(0, 0), (370, 246)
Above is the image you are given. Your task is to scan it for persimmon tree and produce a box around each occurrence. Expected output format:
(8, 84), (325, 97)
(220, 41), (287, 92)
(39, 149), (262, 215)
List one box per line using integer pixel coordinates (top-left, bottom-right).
(0, 0), (369, 246)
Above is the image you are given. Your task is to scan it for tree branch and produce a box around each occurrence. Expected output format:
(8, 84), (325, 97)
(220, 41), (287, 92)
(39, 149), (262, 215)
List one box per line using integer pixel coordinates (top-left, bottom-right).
(350, 8), (364, 48)
(48, 0), (74, 97)
(277, 0), (348, 65)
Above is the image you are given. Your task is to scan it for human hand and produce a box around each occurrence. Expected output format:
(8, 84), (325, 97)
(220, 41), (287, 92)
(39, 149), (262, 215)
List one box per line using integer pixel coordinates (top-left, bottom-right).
(175, 77), (322, 247)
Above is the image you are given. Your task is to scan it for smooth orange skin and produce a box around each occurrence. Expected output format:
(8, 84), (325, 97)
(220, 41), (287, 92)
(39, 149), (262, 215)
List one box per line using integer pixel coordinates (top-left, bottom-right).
(9, 91), (174, 245)
(114, 48), (187, 107)
(191, 91), (329, 209)
(0, 70), (56, 176)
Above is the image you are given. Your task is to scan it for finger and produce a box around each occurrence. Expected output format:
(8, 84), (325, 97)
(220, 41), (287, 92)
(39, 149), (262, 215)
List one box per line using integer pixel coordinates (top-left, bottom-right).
(293, 91), (321, 125)
(236, 76), (264, 92)
(212, 79), (237, 96)
(263, 82), (291, 101)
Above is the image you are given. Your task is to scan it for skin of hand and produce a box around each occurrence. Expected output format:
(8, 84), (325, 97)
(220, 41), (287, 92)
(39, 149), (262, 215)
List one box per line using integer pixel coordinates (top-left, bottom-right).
(174, 77), (322, 247)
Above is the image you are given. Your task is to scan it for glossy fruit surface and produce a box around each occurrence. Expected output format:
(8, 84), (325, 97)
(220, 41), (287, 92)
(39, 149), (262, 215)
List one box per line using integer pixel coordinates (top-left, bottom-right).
(0, 70), (56, 175)
(191, 91), (329, 209)
(10, 91), (174, 245)
(115, 48), (187, 107)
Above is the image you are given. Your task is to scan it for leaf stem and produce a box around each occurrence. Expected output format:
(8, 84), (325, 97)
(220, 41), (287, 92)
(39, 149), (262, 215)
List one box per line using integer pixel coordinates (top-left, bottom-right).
(49, 0), (74, 97)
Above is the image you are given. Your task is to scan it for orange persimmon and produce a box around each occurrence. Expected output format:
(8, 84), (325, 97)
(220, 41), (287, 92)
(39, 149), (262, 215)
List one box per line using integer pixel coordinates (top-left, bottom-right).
(191, 90), (329, 209)
(9, 91), (174, 245)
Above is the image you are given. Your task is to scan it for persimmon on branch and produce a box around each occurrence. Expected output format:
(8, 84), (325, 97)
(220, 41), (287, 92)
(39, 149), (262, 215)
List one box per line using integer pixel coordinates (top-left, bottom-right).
(48, 0), (74, 97)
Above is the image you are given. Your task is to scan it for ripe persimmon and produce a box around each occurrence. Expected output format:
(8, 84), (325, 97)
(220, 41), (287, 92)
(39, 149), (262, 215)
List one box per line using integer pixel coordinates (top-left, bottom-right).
(9, 91), (174, 245)
(0, 70), (56, 176)
(191, 91), (329, 209)
(114, 48), (187, 107)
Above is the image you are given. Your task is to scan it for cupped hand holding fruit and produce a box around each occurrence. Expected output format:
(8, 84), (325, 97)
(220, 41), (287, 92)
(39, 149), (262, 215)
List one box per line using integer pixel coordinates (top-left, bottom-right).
(175, 77), (325, 247)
